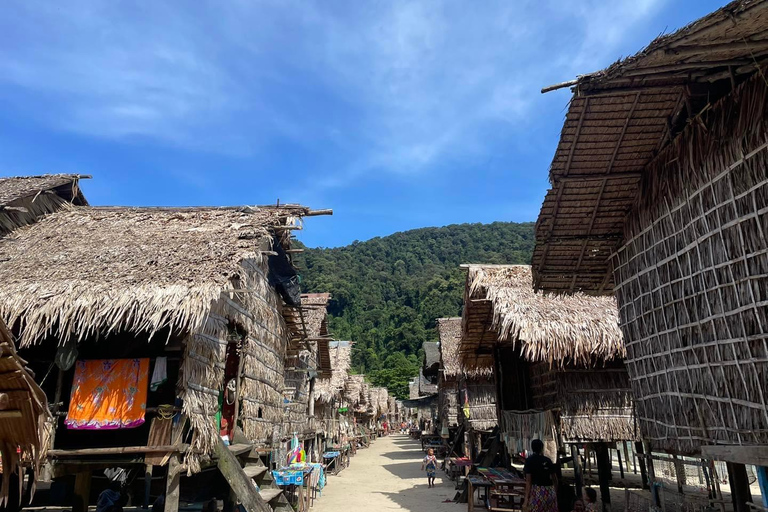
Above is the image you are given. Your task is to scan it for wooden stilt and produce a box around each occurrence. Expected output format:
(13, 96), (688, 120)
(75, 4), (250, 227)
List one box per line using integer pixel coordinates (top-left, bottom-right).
(635, 442), (649, 490)
(595, 443), (612, 512)
(73, 470), (92, 512)
(623, 442), (632, 475)
(586, 445), (593, 478)
(571, 444), (584, 499)
(726, 462), (752, 512)
(144, 464), (153, 509)
(673, 454), (685, 493)
(164, 455), (181, 512)
(617, 448), (625, 479)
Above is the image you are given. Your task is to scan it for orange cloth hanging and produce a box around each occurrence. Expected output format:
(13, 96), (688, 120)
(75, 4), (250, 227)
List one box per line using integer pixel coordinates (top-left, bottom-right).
(66, 359), (149, 430)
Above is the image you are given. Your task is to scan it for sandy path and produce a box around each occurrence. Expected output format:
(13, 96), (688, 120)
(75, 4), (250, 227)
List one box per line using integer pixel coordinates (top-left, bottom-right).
(313, 434), (462, 512)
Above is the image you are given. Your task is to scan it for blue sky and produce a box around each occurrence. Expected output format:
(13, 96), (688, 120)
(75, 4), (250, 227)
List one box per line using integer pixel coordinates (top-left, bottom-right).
(0, 0), (725, 247)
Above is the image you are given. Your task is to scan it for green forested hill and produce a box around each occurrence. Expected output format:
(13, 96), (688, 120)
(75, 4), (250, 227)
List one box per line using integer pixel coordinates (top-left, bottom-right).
(299, 221), (535, 397)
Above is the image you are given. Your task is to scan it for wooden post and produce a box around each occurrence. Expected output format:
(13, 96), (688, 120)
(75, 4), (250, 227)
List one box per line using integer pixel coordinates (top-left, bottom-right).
(617, 448), (625, 479)
(726, 462), (752, 512)
(634, 442), (649, 490)
(595, 443), (612, 512)
(571, 444), (584, 498)
(623, 442), (633, 475)
(73, 470), (92, 512)
(144, 464), (153, 508)
(672, 454), (685, 493)
(165, 455), (181, 512)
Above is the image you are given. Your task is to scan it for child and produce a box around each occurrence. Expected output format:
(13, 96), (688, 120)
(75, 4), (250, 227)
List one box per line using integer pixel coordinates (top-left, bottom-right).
(421, 448), (438, 488)
(584, 488), (598, 512)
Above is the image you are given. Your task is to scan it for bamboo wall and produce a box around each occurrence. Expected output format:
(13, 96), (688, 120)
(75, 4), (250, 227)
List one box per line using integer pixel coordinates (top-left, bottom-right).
(439, 376), (459, 428)
(223, 258), (289, 447)
(461, 376), (497, 431)
(614, 73), (768, 454)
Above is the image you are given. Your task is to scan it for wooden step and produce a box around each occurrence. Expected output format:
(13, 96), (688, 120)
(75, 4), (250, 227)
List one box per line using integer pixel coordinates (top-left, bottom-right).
(243, 465), (268, 479)
(228, 443), (254, 456)
(258, 488), (283, 502)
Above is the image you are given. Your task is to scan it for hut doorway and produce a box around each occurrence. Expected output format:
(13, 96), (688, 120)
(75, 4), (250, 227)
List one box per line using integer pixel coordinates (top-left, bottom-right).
(220, 327), (244, 443)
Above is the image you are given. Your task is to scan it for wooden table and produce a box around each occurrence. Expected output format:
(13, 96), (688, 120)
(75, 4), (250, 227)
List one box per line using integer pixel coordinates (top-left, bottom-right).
(468, 469), (525, 511)
(467, 475), (493, 512)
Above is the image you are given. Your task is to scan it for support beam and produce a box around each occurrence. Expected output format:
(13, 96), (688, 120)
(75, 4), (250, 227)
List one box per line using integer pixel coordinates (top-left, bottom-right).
(571, 444), (584, 499)
(726, 462), (752, 512)
(164, 455), (180, 512)
(595, 443), (612, 512)
(635, 442), (649, 490)
(73, 471), (92, 512)
(702, 445), (768, 466)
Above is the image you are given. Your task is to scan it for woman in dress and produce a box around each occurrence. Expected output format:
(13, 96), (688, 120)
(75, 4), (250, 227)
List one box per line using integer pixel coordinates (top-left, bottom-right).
(421, 448), (438, 488)
(523, 439), (558, 512)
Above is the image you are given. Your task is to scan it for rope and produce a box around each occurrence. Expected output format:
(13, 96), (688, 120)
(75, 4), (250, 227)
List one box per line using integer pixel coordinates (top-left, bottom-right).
(156, 404), (175, 420)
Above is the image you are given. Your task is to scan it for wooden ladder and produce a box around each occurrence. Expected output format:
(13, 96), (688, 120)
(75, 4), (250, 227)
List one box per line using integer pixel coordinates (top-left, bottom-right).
(215, 438), (291, 512)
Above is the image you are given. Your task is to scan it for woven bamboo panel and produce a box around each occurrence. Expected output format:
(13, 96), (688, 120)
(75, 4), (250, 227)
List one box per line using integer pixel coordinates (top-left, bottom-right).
(615, 73), (768, 454)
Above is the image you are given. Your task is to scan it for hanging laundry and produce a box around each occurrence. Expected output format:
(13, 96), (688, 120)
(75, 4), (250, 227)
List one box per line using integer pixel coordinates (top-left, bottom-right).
(66, 359), (149, 430)
(150, 357), (167, 392)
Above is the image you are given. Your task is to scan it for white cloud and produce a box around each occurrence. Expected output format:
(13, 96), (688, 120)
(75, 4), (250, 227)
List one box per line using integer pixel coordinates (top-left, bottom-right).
(0, 0), (668, 174)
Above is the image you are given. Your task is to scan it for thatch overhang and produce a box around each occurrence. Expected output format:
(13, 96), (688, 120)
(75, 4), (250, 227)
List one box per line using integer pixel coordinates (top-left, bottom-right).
(418, 368), (437, 396)
(0, 204), (310, 347)
(344, 374), (365, 406)
(0, 174), (89, 235)
(422, 342), (440, 378)
(460, 265), (623, 370)
(408, 380), (419, 400)
(531, 0), (768, 294)
(314, 341), (351, 404)
(300, 293), (333, 378)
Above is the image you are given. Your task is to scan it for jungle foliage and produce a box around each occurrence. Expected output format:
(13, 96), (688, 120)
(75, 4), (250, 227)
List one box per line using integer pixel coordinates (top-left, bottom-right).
(299, 221), (534, 398)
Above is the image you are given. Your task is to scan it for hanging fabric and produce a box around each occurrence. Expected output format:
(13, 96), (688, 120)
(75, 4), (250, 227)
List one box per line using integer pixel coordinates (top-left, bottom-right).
(150, 357), (167, 392)
(66, 359), (149, 430)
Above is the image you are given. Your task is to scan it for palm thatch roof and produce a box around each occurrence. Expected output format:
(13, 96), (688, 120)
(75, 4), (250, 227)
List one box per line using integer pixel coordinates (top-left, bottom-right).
(422, 342), (440, 376)
(0, 321), (51, 505)
(0, 174), (88, 235)
(532, 0), (768, 293)
(438, 317), (492, 379)
(314, 341), (352, 403)
(344, 374), (365, 405)
(301, 293), (333, 378)
(418, 368), (437, 396)
(461, 265), (623, 370)
(0, 204), (309, 346)
(409, 380), (419, 400)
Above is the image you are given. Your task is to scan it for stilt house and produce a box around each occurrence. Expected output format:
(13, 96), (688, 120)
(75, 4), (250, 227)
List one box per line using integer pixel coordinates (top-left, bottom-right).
(460, 264), (631, 494)
(313, 341), (352, 452)
(532, 1), (768, 509)
(436, 318), (461, 434)
(0, 202), (328, 512)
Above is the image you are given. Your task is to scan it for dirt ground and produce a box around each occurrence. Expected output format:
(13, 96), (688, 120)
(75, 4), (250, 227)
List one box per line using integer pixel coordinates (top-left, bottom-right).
(313, 434), (463, 512)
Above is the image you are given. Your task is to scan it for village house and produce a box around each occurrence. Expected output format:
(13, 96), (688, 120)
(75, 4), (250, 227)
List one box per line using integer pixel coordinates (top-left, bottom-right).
(460, 264), (632, 507)
(0, 175), (332, 512)
(533, 1), (768, 509)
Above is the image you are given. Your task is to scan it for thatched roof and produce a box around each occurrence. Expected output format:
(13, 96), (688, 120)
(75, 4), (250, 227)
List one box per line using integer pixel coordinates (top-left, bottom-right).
(438, 318), (462, 378)
(418, 368), (437, 396)
(408, 380), (419, 400)
(301, 293), (332, 377)
(0, 174), (88, 207)
(438, 317), (491, 379)
(422, 342), (440, 376)
(314, 341), (351, 403)
(461, 265), (623, 370)
(0, 174), (88, 235)
(344, 374), (365, 405)
(532, 0), (768, 293)
(0, 205), (309, 346)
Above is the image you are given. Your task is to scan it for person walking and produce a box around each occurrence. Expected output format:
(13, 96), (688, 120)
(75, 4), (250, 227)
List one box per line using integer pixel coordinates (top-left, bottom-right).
(421, 448), (438, 488)
(523, 439), (558, 512)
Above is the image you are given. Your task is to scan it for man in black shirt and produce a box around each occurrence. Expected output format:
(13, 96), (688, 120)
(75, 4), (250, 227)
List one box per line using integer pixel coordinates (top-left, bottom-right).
(523, 439), (558, 512)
